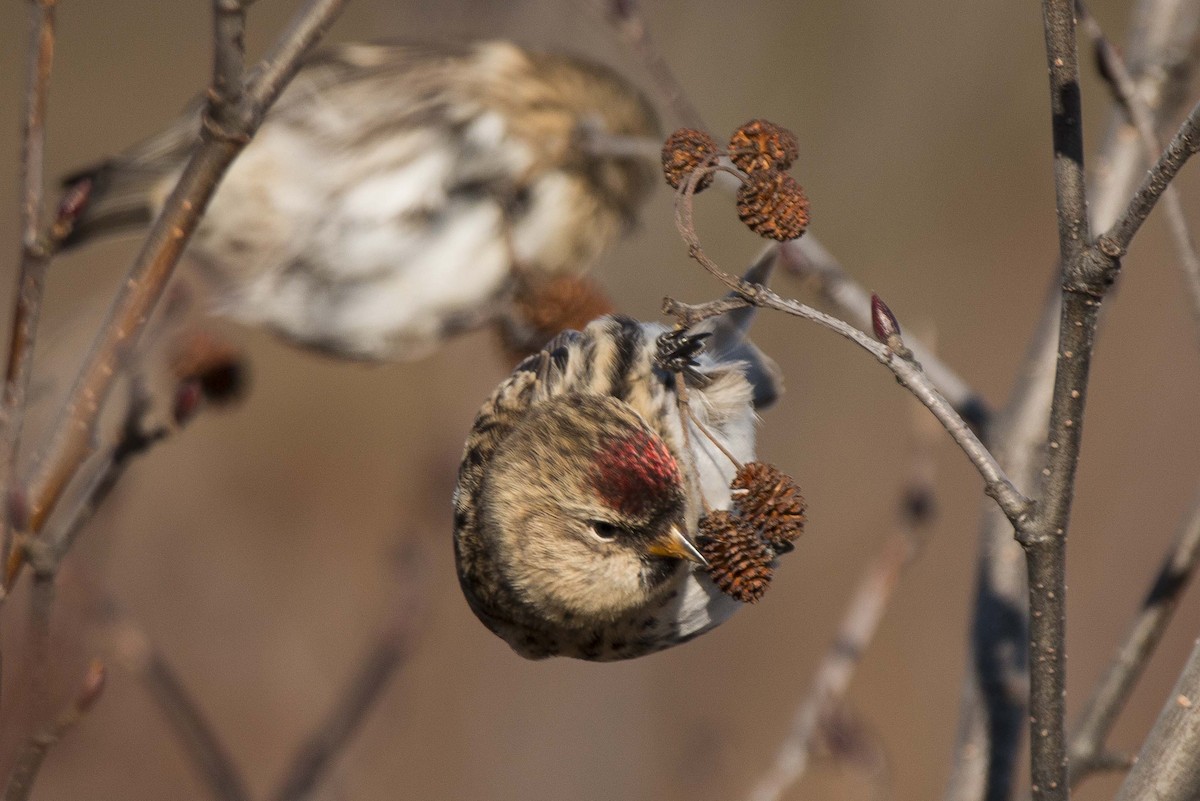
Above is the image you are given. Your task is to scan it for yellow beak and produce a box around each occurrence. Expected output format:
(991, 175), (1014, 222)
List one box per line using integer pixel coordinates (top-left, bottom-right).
(645, 524), (709, 567)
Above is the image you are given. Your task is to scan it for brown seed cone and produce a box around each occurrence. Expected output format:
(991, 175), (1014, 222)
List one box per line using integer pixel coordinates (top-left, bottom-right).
(736, 170), (810, 241)
(697, 510), (774, 603)
(500, 275), (616, 363)
(731, 462), (807, 551)
(728, 119), (800, 174)
(661, 128), (719, 192)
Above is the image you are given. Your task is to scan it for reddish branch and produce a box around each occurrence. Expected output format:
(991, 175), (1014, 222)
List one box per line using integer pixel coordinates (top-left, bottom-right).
(6, 0), (349, 587)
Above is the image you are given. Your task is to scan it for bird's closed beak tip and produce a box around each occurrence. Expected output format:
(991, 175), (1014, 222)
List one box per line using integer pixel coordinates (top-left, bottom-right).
(645, 525), (709, 567)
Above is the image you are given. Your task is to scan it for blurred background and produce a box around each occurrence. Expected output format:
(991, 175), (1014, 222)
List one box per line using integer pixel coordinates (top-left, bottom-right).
(1, 0), (1199, 799)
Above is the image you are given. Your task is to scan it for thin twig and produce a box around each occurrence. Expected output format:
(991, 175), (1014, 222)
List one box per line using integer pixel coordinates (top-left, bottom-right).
(11, 0), (348, 585)
(271, 542), (427, 801)
(1, 0), (59, 597)
(586, 0), (705, 129)
(776, 239), (991, 428)
(1069, 490), (1200, 786)
(1103, 98), (1200, 253)
(1112, 637), (1200, 801)
(746, 403), (937, 801)
(1078, 2), (1200, 336)
(663, 205), (1031, 525)
(2, 660), (106, 801)
(108, 612), (249, 801)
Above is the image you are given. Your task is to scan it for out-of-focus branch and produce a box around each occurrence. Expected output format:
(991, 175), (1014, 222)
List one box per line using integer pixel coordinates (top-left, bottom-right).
(271, 542), (428, 801)
(10, 0), (348, 587)
(1079, 2), (1200, 335)
(1069, 491), (1200, 786)
(0, 0), (59, 597)
(1112, 638), (1200, 801)
(108, 612), (250, 801)
(587, 0), (704, 129)
(745, 404), (936, 801)
(1, 660), (106, 801)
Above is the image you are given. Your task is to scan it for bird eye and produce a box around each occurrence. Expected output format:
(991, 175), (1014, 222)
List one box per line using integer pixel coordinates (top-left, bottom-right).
(591, 521), (620, 540)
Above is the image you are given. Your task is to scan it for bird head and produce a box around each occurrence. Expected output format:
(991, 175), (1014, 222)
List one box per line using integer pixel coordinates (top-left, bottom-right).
(479, 394), (704, 627)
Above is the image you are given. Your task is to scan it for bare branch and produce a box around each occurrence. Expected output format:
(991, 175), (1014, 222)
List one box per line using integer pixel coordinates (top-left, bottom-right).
(1068, 490), (1200, 786)
(108, 613), (249, 801)
(2, 660), (106, 801)
(1078, 2), (1200, 337)
(12, 0), (348, 585)
(776, 239), (991, 428)
(1, 0), (59, 597)
(271, 543), (427, 801)
(946, 0), (1200, 795)
(585, 0), (705, 129)
(1113, 638), (1200, 801)
(1103, 99), (1200, 253)
(746, 406), (936, 801)
(664, 240), (1031, 525)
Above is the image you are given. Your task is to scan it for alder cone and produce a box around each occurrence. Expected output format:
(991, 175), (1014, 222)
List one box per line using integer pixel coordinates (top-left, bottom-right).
(731, 461), (807, 551)
(735, 170), (810, 241)
(697, 510), (774, 603)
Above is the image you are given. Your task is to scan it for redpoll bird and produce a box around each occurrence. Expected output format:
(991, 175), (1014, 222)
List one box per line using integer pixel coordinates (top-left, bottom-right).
(62, 41), (659, 360)
(453, 264), (784, 660)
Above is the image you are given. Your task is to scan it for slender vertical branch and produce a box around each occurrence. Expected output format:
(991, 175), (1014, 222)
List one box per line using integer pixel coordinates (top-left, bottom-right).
(946, 0), (1200, 796)
(2, 660), (105, 801)
(13, 0), (349, 581)
(1020, 3), (1091, 800)
(1, 0), (59, 592)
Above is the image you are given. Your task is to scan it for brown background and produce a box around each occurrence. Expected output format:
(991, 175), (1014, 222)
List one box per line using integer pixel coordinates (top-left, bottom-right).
(1, 1), (1198, 799)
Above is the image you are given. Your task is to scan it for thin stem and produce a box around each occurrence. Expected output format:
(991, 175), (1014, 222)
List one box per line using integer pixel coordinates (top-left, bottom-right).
(109, 615), (249, 801)
(13, 0), (348, 583)
(586, 0), (705, 129)
(2, 660), (105, 801)
(1078, 2), (1200, 336)
(1, 0), (59, 593)
(1068, 490), (1200, 786)
(1103, 99), (1200, 253)
(1019, 3), (1091, 798)
(664, 287), (1032, 524)
(777, 238), (991, 428)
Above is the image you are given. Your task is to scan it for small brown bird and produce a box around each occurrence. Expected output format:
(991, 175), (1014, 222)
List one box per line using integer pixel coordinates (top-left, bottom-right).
(453, 263), (784, 660)
(63, 41), (659, 360)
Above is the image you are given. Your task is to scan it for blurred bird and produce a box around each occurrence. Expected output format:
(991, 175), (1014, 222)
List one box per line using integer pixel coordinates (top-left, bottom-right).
(453, 260), (783, 661)
(62, 41), (660, 360)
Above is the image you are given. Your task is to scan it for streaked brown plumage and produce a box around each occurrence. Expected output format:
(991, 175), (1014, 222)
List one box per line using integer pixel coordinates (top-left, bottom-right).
(454, 263), (786, 661)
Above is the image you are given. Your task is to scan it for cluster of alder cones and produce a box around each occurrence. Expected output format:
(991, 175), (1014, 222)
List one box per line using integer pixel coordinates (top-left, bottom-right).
(697, 461), (807, 603)
(661, 119), (811, 241)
